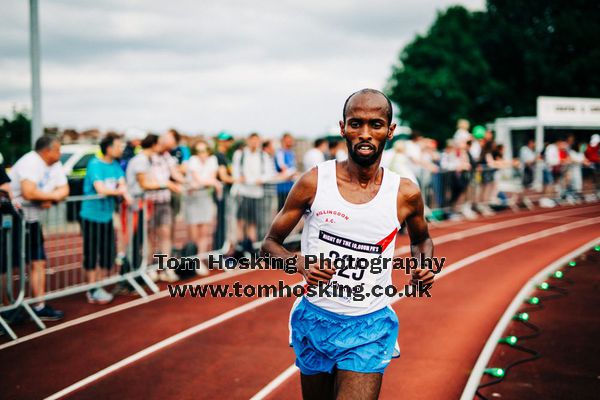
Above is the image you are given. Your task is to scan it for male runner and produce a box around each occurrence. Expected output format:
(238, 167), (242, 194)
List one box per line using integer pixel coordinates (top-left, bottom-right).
(261, 89), (435, 399)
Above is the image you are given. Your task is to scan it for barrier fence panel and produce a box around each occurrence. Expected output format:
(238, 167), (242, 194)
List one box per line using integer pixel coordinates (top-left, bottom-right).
(0, 194), (163, 339)
(421, 162), (598, 221)
(24, 195), (156, 302)
(227, 182), (279, 258)
(0, 200), (26, 340)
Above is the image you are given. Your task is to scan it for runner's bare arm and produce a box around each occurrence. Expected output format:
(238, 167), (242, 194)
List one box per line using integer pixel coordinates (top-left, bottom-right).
(261, 168), (336, 284)
(397, 178), (435, 285)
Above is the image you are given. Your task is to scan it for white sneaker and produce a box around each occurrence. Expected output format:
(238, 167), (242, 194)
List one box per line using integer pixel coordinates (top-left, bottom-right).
(522, 197), (534, 210)
(461, 204), (478, 220)
(476, 204), (495, 217)
(448, 213), (463, 221)
(539, 197), (556, 208)
(196, 260), (210, 276)
(148, 270), (159, 282)
(584, 193), (598, 203)
(86, 287), (114, 305)
(159, 269), (179, 283)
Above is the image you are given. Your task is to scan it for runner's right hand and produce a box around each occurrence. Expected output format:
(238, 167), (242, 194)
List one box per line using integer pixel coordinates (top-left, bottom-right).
(298, 255), (336, 285)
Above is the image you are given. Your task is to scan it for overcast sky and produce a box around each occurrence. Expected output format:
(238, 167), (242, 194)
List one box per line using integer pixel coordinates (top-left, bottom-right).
(0, 0), (483, 138)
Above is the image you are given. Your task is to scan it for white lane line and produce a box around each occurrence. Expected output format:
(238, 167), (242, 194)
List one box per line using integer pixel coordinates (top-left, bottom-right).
(3, 204), (597, 350)
(0, 268), (254, 351)
(43, 289), (301, 400)
(248, 216), (600, 400)
(394, 204), (600, 255)
(426, 204), (585, 229)
(249, 365), (300, 400)
(459, 237), (600, 400)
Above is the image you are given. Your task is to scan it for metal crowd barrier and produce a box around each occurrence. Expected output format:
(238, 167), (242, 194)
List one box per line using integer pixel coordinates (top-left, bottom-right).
(226, 182), (281, 254)
(0, 199), (26, 340)
(0, 182), (291, 340)
(418, 166), (522, 217)
(420, 163), (598, 221)
(0, 194), (161, 339)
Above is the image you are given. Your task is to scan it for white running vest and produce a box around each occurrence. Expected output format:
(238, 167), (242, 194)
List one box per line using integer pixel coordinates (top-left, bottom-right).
(301, 160), (402, 316)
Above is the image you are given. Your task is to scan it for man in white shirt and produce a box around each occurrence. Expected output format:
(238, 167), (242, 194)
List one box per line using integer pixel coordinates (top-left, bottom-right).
(232, 133), (274, 253)
(453, 119), (472, 144)
(9, 136), (69, 320)
(544, 141), (560, 169)
(543, 139), (566, 201)
(381, 140), (419, 185)
(519, 139), (536, 189)
(303, 139), (328, 171)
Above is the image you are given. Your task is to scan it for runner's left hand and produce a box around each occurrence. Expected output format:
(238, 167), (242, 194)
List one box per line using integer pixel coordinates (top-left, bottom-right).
(410, 268), (435, 286)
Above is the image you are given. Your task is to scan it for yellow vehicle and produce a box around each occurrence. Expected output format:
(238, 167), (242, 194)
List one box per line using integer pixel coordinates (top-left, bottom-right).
(59, 144), (101, 178)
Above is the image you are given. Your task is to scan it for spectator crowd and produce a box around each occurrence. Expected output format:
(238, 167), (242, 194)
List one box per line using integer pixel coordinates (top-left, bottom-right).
(1, 121), (599, 321)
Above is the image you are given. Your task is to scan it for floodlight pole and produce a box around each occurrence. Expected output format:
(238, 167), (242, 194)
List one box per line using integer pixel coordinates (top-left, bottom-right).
(30, 0), (42, 147)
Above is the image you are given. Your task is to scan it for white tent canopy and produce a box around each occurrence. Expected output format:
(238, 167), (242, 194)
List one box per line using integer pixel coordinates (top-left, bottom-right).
(492, 96), (600, 191)
(493, 96), (600, 160)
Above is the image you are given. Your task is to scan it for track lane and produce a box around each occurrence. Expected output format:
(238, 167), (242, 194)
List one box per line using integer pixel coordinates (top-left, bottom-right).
(49, 209), (600, 399)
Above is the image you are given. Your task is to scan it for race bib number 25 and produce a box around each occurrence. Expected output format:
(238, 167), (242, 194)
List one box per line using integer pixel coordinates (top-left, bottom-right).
(315, 230), (382, 307)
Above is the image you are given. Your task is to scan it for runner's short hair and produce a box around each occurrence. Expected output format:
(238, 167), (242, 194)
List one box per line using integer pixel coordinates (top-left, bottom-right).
(342, 88), (393, 125)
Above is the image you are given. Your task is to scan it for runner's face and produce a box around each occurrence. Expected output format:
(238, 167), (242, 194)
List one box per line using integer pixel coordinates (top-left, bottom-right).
(340, 93), (395, 167)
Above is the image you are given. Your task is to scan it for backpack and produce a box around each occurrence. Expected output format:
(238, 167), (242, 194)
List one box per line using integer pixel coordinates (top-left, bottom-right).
(239, 148), (267, 177)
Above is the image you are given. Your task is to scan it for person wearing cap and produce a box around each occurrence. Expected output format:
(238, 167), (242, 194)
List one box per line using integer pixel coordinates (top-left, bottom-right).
(120, 128), (146, 172)
(214, 132), (235, 182)
(213, 132), (236, 250)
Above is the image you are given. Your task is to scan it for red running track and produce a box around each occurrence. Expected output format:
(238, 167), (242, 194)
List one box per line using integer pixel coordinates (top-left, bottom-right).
(0, 203), (599, 399)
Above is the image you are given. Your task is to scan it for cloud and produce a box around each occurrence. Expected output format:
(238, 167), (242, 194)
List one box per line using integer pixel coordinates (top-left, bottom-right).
(0, 0), (484, 137)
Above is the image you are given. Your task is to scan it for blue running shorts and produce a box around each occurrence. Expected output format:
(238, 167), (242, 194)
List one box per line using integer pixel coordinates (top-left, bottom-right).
(289, 297), (400, 375)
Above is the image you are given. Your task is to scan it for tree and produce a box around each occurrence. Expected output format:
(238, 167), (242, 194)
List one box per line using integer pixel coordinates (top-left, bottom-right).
(480, 0), (600, 116)
(386, 6), (503, 142)
(0, 109), (32, 166)
(386, 1), (600, 140)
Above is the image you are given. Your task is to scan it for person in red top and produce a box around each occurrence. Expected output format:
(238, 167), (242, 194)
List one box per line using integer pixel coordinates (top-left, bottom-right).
(585, 134), (599, 163)
(585, 134), (600, 189)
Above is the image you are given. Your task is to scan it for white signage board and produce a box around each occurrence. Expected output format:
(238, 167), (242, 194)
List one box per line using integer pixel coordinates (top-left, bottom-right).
(537, 96), (600, 125)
